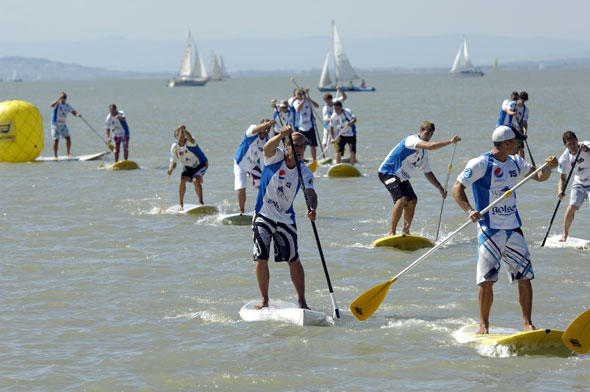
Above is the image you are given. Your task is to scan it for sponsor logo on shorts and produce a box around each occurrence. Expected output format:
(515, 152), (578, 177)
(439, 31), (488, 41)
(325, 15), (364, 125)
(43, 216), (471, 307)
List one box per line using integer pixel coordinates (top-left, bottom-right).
(463, 168), (472, 178)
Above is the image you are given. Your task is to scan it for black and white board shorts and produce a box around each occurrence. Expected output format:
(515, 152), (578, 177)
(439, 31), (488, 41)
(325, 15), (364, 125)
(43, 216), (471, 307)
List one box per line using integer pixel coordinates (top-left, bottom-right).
(252, 213), (299, 262)
(378, 172), (417, 203)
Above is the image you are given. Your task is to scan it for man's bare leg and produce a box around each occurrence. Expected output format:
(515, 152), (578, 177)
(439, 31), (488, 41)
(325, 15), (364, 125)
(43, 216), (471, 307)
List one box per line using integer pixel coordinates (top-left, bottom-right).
(402, 198), (417, 235)
(560, 205), (578, 242)
(349, 151), (356, 165)
(193, 177), (204, 205)
(518, 279), (536, 332)
(65, 136), (72, 157)
(237, 188), (246, 213)
(255, 259), (269, 309)
(178, 178), (187, 210)
(288, 261), (308, 309)
(53, 140), (59, 159)
(478, 281), (494, 334)
(389, 197), (407, 236)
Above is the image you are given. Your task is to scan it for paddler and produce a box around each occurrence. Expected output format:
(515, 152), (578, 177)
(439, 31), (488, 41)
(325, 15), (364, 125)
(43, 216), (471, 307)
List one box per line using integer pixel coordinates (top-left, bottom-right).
(233, 119), (273, 214)
(378, 121), (461, 236)
(452, 125), (558, 334)
(104, 104), (130, 162)
(49, 91), (81, 159)
(293, 88), (320, 162)
(252, 125), (317, 310)
(321, 86), (347, 150)
(168, 125), (209, 211)
(557, 130), (590, 242)
(329, 101), (357, 165)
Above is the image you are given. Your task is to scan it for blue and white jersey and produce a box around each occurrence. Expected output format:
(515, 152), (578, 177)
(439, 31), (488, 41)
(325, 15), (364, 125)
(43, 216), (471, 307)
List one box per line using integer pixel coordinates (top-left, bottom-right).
(558, 141), (590, 186)
(51, 102), (74, 125)
(497, 99), (516, 127)
(458, 152), (532, 230)
(322, 104), (334, 129)
(293, 98), (314, 131)
(329, 108), (356, 137)
(170, 140), (207, 168)
(234, 124), (269, 172)
(378, 134), (431, 181)
(273, 111), (295, 133)
(104, 110), (128, 138)
(254, 148), (315, 224)
(511, 104), (529, 132)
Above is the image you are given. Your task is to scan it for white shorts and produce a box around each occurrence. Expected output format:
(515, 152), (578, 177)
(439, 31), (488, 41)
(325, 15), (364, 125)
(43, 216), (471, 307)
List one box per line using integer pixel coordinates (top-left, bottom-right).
(570, 184), (590, 208)
(51, 124), (70, 140)
(233, 162), (261, 190)
(476, 226), (534, 285)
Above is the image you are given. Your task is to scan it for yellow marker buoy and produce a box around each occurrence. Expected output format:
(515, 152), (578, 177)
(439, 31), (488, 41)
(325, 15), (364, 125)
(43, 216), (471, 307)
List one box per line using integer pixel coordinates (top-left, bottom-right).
(0, 100), (43, 162)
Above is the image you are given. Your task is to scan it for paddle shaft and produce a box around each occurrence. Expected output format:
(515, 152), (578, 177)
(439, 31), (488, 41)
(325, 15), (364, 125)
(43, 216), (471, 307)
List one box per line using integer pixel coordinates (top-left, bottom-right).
(290, 78), (327, 159)
(388, 163), (549, 286)
(515, 106), (536, 166)
(80, 117), (113, 151)
(541, 147), (582, 246)
(287, 133), (340, 319)
(435, 143), (457, 242)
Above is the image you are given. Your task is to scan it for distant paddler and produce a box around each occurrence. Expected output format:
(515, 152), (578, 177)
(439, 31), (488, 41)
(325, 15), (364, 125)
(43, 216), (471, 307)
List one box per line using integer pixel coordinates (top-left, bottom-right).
(321, 87), (347, 150)
(329, 101), (357, 165)
(270, 99), (295, 135)
(234, 119), (273, 214)
(251, 125), (317, 310)
(104, 104), (130, 162)
(168, 125), (209, 211)
(378, 121), (460, 236)
(293, 88), (320, 162)
(557, 130), (590, 242)
(49, 91), (81, 159)
(452, 125), (557, 334)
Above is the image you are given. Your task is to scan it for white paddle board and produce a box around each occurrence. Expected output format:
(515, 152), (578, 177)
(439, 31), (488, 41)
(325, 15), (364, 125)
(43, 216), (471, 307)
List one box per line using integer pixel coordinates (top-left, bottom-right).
(457, 325), (569, 353)
(36, 151), (109, 162)
(372, 234), (434, 251)
(327, 163), (361, 177)
(239, 299), (331, 326)
(166, 204), (218, 215)
(106, 160), (139, 170)
(544, 235), (590, 249)
(221, 213), (253, 225)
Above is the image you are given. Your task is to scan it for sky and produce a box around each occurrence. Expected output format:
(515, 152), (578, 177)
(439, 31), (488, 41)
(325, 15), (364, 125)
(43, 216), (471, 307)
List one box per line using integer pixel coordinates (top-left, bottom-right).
(3, 0), (590, 43)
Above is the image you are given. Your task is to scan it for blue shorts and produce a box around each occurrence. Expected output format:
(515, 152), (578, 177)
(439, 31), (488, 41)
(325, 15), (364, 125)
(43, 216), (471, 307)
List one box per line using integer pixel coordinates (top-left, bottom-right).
(51, 124), (70, 140)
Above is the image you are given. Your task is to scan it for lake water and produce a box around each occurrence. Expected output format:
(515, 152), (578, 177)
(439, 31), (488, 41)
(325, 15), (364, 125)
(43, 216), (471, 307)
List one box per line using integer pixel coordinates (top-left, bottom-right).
(1, 69), (589, 391)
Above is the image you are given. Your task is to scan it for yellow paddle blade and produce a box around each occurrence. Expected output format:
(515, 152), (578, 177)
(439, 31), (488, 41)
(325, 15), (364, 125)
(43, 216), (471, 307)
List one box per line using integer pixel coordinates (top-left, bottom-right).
(108, 144), (114, 151)
(350, 278), (397, 321)
(563, 308), (590, 354)
(307, 160), (317, 173)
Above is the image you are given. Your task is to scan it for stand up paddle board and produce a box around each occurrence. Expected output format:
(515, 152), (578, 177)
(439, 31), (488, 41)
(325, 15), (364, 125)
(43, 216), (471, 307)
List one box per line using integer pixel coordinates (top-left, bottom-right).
(544, 235), (590, 249)
(319, 157), (332, 165)
(457, 325), (570, 354)
(372, 234), (434, 251)
(327, 163), (361, 177)
(221, 213), (253, 225)
(239, 299), (331, 326)
(166, 204), (218, 215)
(36, 151), (109, 162)
(106, 160), (139, 170)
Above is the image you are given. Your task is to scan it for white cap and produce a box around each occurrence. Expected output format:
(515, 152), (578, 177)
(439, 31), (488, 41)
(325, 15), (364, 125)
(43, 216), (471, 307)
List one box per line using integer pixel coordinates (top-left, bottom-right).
(492, 125), (527, 142)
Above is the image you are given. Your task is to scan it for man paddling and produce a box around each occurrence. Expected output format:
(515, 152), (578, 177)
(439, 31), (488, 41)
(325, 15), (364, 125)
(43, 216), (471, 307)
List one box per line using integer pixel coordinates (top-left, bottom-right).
(168, 125), (208, 210)
(49, 92), (81, 159)
(234, 119), (273, 214)
(293, 88), (320, 162)
(452, 125), (557, 334)
(321, 87), (347, 150)
(557, 131), (590, 242)
(105, 104), (130, 162)
(378, 121), (460, 236)
(329, 101), (357, 165)
(252, 125), (317, 310)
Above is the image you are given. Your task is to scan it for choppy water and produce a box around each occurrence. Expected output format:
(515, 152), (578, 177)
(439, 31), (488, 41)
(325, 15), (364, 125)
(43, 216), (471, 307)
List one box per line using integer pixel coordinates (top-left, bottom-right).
(1, 70), (589, 391)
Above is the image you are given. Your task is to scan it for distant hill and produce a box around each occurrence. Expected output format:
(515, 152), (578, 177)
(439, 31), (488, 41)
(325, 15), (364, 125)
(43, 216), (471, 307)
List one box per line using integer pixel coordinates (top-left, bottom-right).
(0, 56), (163, 81)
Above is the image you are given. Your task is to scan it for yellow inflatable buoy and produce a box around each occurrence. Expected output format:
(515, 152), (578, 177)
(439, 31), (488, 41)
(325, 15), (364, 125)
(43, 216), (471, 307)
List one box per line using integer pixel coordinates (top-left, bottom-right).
(0, 100), (43, 162)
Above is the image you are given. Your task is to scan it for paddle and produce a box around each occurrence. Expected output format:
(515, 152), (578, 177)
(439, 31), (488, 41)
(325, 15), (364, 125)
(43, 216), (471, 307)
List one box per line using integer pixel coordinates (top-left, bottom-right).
(287, 131), (341, 319)
(563, 308), (590, 354)
(350, 162), (550, 321)
(79, 116), (114, 152)
(290, 77), (327, 162)
(541, 147), (582, 247)
(435, 142), (457, 242)
(157, 175), (171, 214)
(515, 105), (535, 166)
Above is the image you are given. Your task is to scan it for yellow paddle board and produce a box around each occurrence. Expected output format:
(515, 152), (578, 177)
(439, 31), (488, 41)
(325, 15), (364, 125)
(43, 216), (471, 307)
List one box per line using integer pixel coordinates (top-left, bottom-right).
(458, 326), (569, 354)
(327, 163), (360, 177)
(372, 234), (434, 251)
(222, 213), (253, 225)
(107, 160), (139, 170)
(166, 204), (218, 215)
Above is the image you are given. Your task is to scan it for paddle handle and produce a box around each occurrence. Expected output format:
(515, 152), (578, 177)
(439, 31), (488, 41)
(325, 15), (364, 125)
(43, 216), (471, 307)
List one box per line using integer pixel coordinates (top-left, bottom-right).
(392, 163), (548, 282)
(435, 142), (457, 242)
(287, 132), (340, 318)
(541, 147), (582, 246)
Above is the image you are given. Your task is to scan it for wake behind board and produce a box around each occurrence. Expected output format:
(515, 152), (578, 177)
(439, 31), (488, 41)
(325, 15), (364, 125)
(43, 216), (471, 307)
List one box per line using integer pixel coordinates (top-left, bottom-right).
(239, 299), (331, 326)
(327, 163), (361, 177)
(221, 213), (253, 225)
(544, 235), (590, 249)
(372, 234), (434, 251)
(107, 160), (139, 170)
(457, 325), (570, 354)
(166, 204), (218, 215)
(36, 151), (109, 162)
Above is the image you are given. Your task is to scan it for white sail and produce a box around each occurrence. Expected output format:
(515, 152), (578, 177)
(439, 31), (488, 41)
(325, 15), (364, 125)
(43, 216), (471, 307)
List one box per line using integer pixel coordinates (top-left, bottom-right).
(178, 32), (194, 77)
(332, 20), (359, 84)
(318, 52), (333, 88)
(209, 51), (223, 80)
(451, 37), (480, 74)
(198, 48), (208, 79)
(219, 55), (229, 78)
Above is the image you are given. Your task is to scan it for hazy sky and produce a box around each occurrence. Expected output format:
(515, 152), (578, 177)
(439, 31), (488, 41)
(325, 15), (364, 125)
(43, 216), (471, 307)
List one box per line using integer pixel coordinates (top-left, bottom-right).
(4, 0), (590, 43)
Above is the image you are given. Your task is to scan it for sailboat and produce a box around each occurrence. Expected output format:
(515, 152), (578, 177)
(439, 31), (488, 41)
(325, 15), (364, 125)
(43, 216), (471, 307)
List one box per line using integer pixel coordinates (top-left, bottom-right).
(318, 20), (374, 92)
(208, 51), (224, 81)
(11, 69), (23, 82)
(219, 55), (229, 79)
(450, 37), (484, 77)
(168, 31), (208, 87)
